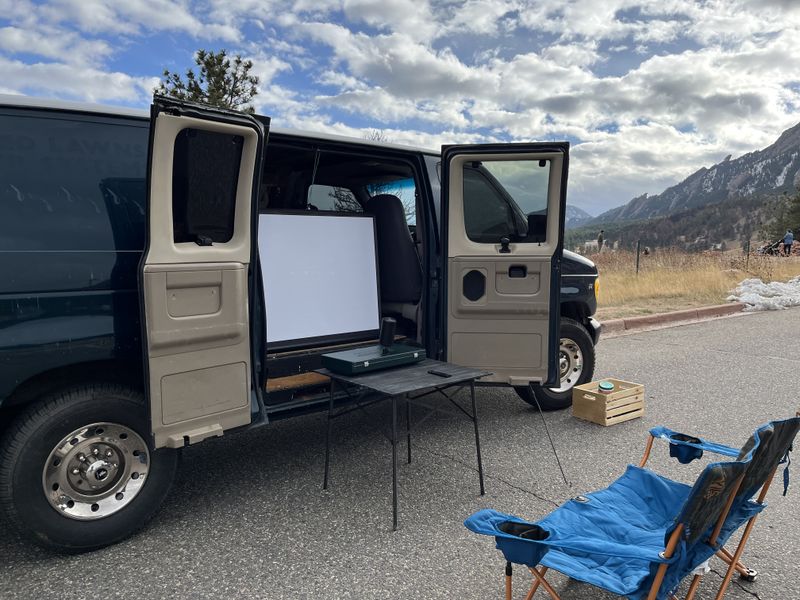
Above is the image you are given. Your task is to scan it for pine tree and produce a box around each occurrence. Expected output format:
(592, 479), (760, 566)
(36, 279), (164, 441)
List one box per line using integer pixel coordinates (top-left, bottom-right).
(156, 49), (259, 113)
(761, 190), (800, 241)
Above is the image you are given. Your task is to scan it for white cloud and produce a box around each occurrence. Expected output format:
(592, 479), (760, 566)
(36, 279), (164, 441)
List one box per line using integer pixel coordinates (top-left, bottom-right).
(541, 42), (601, 68)
(0, 25), (113, 65)
(40, 0), (241, 40)
(0, 57), (157, 103)
(442, 0), (519, 37)
(2, 0), (800, 213)
(343, 0), (439, 43)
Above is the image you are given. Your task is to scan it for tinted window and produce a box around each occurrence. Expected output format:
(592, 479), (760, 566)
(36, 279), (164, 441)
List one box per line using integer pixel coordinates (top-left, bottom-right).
(0, 113), (148, 251)
(462, 160), (551, 244)
(307, 184), (361, 212)
(367, 177), (417, 225)
(172, 128), (243, 244)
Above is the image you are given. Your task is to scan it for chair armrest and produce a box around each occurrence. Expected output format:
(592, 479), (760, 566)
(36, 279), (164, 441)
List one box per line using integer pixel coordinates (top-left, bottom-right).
(649, 426), (740, 463)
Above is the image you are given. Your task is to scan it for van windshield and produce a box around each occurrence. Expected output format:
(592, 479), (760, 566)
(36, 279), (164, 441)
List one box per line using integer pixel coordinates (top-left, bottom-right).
(367, 177), (416, 225)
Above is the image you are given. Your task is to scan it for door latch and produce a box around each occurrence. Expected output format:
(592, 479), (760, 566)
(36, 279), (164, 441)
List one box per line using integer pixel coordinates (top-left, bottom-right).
(508, 265), (527, 278)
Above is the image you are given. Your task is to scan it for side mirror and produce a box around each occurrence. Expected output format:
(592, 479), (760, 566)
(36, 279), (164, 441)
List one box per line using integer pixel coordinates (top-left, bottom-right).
(511, 210), (529, 239)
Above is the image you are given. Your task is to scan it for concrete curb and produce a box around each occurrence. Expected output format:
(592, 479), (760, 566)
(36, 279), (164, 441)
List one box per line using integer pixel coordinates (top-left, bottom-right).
(602, 302), (745, 335)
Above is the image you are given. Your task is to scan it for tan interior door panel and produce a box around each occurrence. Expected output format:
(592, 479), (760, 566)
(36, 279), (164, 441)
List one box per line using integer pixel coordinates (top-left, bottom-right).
(145, 264), (247, 356)
(144, 263), (251, 447)
(444, 148), (566, 386)
(142, 102), (263, 449)
(448, 256), (551, 383)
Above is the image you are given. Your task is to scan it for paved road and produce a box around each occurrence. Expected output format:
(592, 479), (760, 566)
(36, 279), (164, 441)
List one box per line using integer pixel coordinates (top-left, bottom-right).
(1, 309), (798, 600)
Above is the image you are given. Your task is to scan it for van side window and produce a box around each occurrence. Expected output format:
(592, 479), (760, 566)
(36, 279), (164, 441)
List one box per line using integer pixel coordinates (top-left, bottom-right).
(0, 113), (148, 251)
(307, 184), (361, 212)
(172, 128), (243, 244)
(260, 143), (419, 228)
(462, 160), (550, 244)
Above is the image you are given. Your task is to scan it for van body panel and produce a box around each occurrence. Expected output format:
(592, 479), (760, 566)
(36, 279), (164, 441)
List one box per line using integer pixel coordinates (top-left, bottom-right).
(0, 108), (148, 407)
(0, 99), (595, 420)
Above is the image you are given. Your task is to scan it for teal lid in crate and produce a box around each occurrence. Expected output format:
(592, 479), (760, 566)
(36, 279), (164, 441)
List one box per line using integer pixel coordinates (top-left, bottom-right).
(598, 381), (615, 393)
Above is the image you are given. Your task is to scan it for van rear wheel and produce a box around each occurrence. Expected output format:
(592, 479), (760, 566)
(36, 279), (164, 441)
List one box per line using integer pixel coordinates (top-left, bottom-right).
(515, 318), (595, 411)
(0, 384), (178, 553)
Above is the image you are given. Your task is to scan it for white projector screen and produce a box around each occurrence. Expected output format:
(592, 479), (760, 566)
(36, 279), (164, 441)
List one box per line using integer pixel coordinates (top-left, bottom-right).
(259, 213), (381, 347)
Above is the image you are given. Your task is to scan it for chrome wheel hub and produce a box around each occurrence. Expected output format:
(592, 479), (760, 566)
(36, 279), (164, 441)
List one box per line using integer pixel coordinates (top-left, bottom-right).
(42, 423), (150, 521)
(551, 338), (583, 393)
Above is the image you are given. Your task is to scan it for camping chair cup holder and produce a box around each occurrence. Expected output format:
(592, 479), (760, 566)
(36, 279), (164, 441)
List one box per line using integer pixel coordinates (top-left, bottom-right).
(466, 416), (800, 600)
(667, 433), (704, 464)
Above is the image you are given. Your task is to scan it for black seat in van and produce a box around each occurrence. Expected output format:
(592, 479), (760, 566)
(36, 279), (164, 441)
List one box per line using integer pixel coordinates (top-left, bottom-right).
(365, 194), (422, 305)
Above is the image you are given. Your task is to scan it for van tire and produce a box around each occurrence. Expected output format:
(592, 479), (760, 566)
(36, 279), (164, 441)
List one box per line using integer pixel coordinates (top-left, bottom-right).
(0, 384), (178, 553)
(514, 318), (595, 411)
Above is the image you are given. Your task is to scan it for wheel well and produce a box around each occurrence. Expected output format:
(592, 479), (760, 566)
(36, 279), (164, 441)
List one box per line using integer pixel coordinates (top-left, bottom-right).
(1, 360), (143, 412)
(560, 301), (589, 323)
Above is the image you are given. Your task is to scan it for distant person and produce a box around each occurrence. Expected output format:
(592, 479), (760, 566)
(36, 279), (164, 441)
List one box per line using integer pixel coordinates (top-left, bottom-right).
(597, 230), (605, 252)
(784, 229), (794, 256)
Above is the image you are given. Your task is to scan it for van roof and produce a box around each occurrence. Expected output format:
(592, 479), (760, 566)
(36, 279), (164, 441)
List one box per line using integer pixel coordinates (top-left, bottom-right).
(0, 94), (440, 156)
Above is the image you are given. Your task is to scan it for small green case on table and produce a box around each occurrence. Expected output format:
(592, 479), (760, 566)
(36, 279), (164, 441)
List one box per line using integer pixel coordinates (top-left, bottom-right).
(322, 343), (426, 375)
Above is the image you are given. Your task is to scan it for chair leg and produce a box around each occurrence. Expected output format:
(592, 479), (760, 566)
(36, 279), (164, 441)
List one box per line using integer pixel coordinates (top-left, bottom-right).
(716, 548), (754, 579)
(646, 563), (671, 600)
(714, 516), (759, 600)
(714, 467), (775, 592)
(684, 574), (702, 600)
(524, 568), (541, 600)
(505, 562), (513, 600)
(647, 525), (684, 600)
(526, 567), (559, 600)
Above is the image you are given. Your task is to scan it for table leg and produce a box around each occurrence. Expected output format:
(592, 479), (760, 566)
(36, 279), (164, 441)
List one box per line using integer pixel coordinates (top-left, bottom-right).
(470, 381), (485, 496)
(323, 379), (335, 490)
(406, 397), (412, 465)
(392, 394), (398, 531)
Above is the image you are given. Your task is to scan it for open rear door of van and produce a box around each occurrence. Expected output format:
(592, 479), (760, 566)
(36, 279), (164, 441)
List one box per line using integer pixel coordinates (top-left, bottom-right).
(441, 143), (568, 387)
(141, 98), (266, 448)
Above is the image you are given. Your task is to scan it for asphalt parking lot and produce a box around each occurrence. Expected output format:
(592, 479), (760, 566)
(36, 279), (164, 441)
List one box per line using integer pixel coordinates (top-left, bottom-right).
(1, 308), (798, 600)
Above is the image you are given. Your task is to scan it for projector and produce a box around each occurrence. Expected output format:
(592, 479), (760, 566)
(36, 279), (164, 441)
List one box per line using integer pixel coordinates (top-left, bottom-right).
(321, 318), (426, 375)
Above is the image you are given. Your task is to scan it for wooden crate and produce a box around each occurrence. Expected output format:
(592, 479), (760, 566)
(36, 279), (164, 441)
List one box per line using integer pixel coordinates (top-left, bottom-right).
(572, 378), (644, 426)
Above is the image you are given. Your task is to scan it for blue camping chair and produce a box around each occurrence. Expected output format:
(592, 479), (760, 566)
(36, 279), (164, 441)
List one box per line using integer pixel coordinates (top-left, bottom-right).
(465, 416), (799, 600)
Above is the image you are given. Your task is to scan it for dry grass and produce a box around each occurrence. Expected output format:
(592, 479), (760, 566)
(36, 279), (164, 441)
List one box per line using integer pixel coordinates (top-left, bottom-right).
(593, 249), (800, 320)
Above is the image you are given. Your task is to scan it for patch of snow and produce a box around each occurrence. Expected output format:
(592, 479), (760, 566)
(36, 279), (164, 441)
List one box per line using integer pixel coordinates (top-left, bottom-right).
(701, 170), (715, 193)
(750, 159), (768, 176)
(727, 277), (800, 311)
(774, 152), (798, 187)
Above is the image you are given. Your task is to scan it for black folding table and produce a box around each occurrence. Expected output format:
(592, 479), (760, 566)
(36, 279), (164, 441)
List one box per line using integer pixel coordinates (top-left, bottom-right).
(317, 359), (490, 530)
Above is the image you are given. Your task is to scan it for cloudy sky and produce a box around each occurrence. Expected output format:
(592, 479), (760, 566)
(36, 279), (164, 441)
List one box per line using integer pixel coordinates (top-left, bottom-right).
(2, 0), (800, 214)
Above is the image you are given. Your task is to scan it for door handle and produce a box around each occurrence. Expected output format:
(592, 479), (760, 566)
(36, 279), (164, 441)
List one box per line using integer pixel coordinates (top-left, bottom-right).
(508, 265), (527, 278)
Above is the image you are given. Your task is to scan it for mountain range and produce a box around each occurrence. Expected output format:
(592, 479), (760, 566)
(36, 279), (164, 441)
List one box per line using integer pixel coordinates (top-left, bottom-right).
(565, 204), (594, 229)
(566, 121), (800, 247)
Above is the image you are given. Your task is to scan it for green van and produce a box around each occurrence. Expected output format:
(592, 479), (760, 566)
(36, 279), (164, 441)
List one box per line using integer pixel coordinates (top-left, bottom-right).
(0, 96), (599, 552)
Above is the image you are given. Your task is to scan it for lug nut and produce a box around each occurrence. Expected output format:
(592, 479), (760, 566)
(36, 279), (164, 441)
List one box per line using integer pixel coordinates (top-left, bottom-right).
(106, 450), (113, 458)
(92, 447), (99, 456)
(72, 468), (80, 475)
(77, 453), (86, 462)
